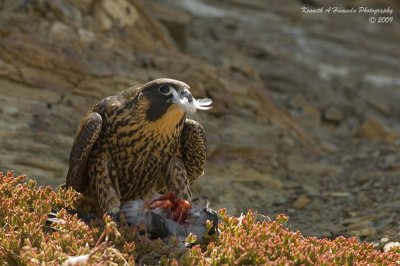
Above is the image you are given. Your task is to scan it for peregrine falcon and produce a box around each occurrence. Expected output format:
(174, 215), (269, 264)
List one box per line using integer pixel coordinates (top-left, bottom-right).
(65, 78), (212, 215)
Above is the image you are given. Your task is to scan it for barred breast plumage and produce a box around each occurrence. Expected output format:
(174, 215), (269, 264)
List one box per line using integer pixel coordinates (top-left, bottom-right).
(65, 78), (211, 215)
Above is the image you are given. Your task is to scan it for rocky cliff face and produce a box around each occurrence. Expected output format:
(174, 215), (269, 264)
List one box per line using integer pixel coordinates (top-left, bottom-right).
(0, 0), (311, 191)
(1, 0), (400, 243)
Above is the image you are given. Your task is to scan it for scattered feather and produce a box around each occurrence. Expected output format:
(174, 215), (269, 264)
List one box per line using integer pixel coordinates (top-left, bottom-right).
(62, 254), (90, 266)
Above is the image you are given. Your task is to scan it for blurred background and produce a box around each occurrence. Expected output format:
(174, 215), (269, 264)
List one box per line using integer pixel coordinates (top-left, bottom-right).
(0, 0), (400, 245)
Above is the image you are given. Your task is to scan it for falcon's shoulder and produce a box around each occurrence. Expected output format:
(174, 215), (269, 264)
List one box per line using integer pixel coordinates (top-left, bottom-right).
(66, 111), (103, 192)
(180, 119), (207, 182)
(65, 86), (141, 192)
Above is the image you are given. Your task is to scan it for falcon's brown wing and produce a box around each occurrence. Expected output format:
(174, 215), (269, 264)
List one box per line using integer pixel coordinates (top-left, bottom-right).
(66, 112), (103, 192)
(180, 119), (207, 183)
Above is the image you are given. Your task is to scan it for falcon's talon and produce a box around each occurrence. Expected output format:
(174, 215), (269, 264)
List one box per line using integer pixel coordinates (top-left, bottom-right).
(149, 200), (173, 210)
(144, 193), (192, 224)
(65, 79), (210, 216)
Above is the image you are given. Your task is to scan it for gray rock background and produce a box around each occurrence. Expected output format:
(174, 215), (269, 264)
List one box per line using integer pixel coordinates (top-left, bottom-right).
(1, 0), (399, 245)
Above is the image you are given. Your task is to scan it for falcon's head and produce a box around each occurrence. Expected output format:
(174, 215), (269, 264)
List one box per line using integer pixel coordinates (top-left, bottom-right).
(141, 78), (212, 122)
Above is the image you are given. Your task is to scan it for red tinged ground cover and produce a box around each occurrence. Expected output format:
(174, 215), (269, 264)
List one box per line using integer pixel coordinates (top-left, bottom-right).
(1, 171), (400, 265)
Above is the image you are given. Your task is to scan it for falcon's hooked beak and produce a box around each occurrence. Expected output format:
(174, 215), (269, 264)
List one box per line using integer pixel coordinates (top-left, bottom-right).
(170, 87), (213, 114)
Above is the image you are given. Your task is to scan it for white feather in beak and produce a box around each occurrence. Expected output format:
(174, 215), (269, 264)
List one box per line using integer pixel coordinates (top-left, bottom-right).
(170, 87), (213, 113)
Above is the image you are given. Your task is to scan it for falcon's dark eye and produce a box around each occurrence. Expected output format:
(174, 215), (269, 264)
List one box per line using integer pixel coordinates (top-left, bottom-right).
(159, 85), (171, 95)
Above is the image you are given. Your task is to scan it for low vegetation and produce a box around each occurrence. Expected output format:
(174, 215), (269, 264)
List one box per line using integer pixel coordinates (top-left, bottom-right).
(0, 171), (399, 265)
